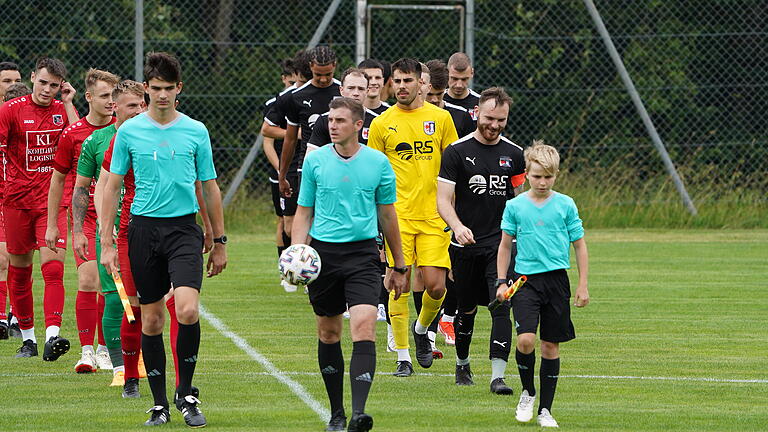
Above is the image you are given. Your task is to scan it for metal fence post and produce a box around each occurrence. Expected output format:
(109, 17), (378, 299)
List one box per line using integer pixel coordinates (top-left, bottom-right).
(356, 0), (367, 64)
(134, 0), (144, 82)
(583, 0), (698, 216)
(222, 0), (344, 208)
(465, 0), (474, 65)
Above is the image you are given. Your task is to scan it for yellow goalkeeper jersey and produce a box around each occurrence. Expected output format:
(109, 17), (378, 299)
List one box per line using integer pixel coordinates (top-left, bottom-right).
(368, 102), (459, 220)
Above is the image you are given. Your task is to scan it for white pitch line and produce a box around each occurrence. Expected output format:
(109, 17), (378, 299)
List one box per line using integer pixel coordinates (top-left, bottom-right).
(198, 304), (330, 422)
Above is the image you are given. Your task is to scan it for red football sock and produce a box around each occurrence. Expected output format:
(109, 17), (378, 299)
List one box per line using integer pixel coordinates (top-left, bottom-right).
(122, 306), (142, 380)
(8, 265), (33, 330)
(76, 291), (97, 347)
(0, 281), (7, 321)
(97, 293), (106, 346)
(42, 261), (65, 328)
(166, 295), (180, 387)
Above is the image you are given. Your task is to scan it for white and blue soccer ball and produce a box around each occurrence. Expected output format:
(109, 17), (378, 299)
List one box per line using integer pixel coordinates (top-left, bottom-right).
(278, 244), (321, 286)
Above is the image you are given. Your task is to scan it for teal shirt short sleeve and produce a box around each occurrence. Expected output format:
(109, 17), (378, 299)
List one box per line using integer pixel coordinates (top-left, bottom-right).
(195, 126), (217, 181)
(110, 127), (131, 176)
(565, 197), (584, 242)
(500, 200), (517, 236)
(375, 158), (396, 205)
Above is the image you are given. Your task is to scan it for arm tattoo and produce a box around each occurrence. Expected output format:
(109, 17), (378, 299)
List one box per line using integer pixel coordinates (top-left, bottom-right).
(72, 186), (90, 233)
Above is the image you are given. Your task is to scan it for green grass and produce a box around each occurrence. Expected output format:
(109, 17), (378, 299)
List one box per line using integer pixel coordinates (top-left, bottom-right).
(2, 230), (767, 431)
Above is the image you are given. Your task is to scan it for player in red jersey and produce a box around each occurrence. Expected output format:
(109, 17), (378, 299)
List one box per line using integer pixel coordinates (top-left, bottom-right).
(0, 80), (32, 341)
(0, 57), (79, 359)
(46, 68), (118, 372)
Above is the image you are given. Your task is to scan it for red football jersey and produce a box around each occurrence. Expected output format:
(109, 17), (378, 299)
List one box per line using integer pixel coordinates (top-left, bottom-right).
(53, 116), (115, 209)
(102, 134), (135, 226)
(0, 96), (75, 209)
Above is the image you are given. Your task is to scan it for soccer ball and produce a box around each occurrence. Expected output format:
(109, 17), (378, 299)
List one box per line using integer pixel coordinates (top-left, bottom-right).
(278, 244), (321, 286)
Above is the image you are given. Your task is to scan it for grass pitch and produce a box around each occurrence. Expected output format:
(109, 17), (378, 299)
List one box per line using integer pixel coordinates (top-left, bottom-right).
(1, 230), (766, 431)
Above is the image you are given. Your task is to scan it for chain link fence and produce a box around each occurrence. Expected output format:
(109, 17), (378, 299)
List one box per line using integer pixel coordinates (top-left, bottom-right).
(2, 0), (765, 220)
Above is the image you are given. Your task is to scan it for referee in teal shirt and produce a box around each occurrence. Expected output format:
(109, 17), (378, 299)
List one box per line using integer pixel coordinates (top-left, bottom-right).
(100, 52), (227, 428)
(292, 97), (406, 432)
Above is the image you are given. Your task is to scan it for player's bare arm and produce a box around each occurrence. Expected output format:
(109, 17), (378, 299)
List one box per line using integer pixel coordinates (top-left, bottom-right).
(195, 180), (214, 253)
(44, 169), (68, 251)
(201, 179), (227, 277)
(278, 124), (299, 196)
(290, 205), (313, 246)
(60, 81), (79, 123)
(436, 180), (475, 245)
(261, 121), (286, 140)
(572, 237), (589, 307)
(495, 232), (515, 301)
(99, 171), (125, 274)
(377, 203), (407, 299)
(71, 174), (92, 260)
(262, 136), (280, 172)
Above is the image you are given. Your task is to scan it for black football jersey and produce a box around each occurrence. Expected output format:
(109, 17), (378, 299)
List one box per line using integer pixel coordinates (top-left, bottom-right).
(437, 134), (525, 248)
(443, 89), (481, 125)
(443, 101), (474, 138)
(307, 107), (384, 149)
(264, 86), (300, 175)
(284, 79), (341, 170)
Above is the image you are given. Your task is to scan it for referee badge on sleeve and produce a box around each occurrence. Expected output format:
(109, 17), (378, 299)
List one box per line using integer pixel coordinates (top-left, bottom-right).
(423, 121), (435, 135)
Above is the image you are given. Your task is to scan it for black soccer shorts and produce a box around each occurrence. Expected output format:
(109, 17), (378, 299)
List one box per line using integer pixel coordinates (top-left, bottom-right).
(308, 238), (380, 317)
(512, 269), (576, 343)
(280, 173), (300, 217)
(127, 214), (204, 305)
(450, 244), (515, 313)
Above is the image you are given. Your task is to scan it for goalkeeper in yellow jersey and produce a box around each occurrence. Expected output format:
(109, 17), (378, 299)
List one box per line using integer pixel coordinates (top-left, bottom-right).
(368, 58), (459, 376)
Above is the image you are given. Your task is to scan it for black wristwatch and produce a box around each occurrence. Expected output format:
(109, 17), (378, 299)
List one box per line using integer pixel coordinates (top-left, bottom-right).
(213, 235), (228, 245)
(392, 266), (408, 274)
(494, 278), (509, 288)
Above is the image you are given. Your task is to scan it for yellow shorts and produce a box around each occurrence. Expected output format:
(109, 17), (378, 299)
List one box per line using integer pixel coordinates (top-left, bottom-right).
(385, 217), (451, 269)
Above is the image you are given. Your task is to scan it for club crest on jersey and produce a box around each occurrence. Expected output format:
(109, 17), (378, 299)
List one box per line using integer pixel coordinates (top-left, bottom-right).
(362, 127), (369, 140)
(52, 114), (63, 126)
(423, 121), (436, 135)
(499, 156), (512, 168)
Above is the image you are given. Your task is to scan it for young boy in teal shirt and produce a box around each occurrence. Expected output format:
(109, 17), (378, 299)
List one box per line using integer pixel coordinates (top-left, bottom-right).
(495, 141), (589, 428)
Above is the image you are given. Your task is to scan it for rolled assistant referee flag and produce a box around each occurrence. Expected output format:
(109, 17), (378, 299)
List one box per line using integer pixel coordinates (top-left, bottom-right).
(112, 272), (136, 323)
(488, 275), (527, 311)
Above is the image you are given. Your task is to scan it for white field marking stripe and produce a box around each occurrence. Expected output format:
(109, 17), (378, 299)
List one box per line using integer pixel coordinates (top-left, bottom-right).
(2, 370), (765, 385)
(198, 304), (330, 422)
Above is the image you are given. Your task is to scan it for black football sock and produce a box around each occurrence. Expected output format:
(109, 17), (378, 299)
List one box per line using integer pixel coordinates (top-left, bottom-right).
(488, 302), (512, 361)
(516, 349), (536, 396)
(142, 333), (168, 408)
(443, 274), (457, 316)
(455, 311), (476, 360)
(539, 357), (560, 414)
(277, 246), (285, 257)
(175, 321), (200, 400)
(413, 291), (423, 315)
(349, 341), (376, 413)
(318, 340), (344, 415)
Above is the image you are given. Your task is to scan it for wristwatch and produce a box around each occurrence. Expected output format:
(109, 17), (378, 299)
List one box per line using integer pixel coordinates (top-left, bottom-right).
(392, 266), (408, 274)
(213, 235), (228, 245)
(494, 278), (510, 288)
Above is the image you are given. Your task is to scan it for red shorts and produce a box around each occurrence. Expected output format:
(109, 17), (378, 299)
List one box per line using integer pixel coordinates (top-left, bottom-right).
(0, 205), (5, 243)
(70, 208), (97, 267)
(4, 207), (67, 254)
(117, 234), (137, 297)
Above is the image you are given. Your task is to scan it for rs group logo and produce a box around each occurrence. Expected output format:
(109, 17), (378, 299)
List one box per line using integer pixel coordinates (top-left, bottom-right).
(468, 175), (487, 194)
(395, 142), (414, 160)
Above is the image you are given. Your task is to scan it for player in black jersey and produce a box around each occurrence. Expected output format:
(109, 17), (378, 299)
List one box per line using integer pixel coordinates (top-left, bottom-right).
(425, 59), (474, 138)
(262, 58), (299, 291)
(444, 52), (481, 125)
(278, 45), (340, 199)
(307, 68), (371, 150)
(436, 87), (526, 395)
(262, 51), (313, 291)
(357, 59), (389, 115)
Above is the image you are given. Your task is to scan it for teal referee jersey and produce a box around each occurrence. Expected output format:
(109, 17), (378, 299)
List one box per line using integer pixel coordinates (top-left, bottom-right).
(298, 144), (396, 243)
(110, 112), (217, 218)
(500, 191), (584, 275)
